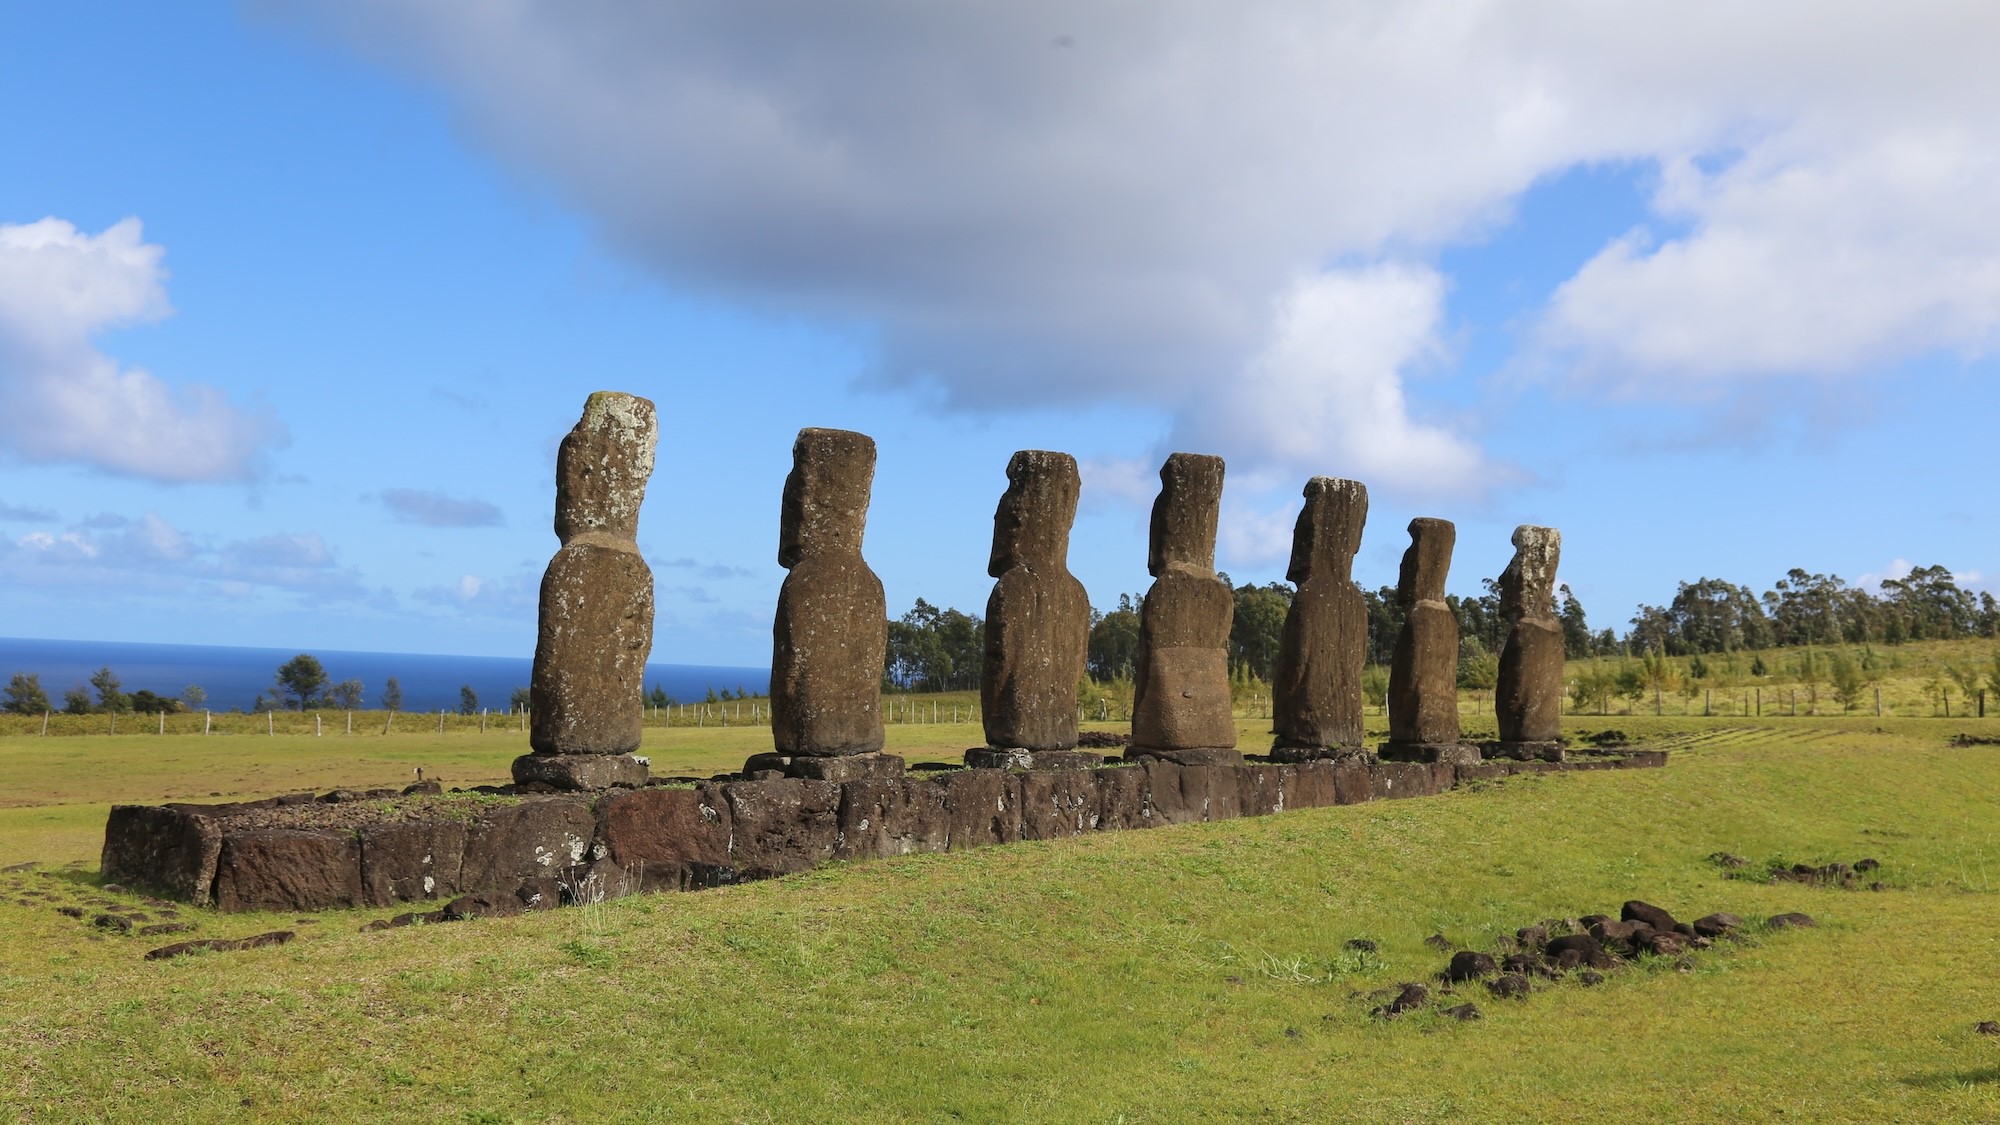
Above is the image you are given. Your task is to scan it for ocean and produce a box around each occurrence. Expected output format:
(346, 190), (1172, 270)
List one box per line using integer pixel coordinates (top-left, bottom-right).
(0, 636), (768, 713)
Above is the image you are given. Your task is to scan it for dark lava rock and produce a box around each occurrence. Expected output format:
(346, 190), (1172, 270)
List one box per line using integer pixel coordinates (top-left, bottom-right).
(1387, 982), (1430, 1015)
(1577, 970), (1606, 987)
(441, 892), (524, 921)
(56, 906), (84, 919)
(1693, 912), (1744, 938)
(1344, 938), (1378, 953)
(92, 914), (133, 933)
(1445, 950), (1498, 982)
(1441, 1003), (1482, 1021)
(1578, 913), (1612, 930)
(1075, 730), (1129, 749)
(1545, 933), (1615, 969)
(144, 931), (294, 960)
(1515, 924), (1547, 950)
(1486, 973), (1531, 1000)
(1766, 912), (1816, 930)
(1424, 933), (1455, 952)
(1977, 1021), (1999, 1036)
(1643, 930), (1690, 956)
(1854, 857), (1880, 873)
(1709, 852), (1749, 869)
(1622, 900), (1678, 931)
(138, 922), (196, 936)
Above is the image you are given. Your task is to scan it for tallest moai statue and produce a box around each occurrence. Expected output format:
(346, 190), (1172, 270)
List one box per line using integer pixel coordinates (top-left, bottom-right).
(514, 391), (657, 791)
(1128, 453), (1240, 765)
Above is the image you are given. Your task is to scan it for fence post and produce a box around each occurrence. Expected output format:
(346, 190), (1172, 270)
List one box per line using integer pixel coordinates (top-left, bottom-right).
(347, 711), (353, 736)
(204, 710), (211, 736)
(1704, 689), (1710, 717)
(315, 712), (322, 738)
(480, 708), (487, 733)
(267, 711), (273, 736)
(1876, 687), (1883, 717)
(42, 710), (50, 736)
(159, 711), (165, 735)
(438, 709), (444, 733)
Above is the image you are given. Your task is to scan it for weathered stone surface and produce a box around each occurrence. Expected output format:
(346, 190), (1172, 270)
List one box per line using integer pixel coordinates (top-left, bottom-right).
(722, 778), (841, 879)
(213, 830), (362, 913)
(1765, 912), (1816, 930)
(1495, 525), (1564, 745)
(442, 892), (525, 921)
(1445, 950), (1498, 982)
(1388, 518), (1462, 749)
(358, 819), (468, 907)
(963, 747), (1104, 771)
(937, 769), (1022, 850)
(509, 753), (649, 791)
(596, 786), (733, 892)
(459, 798), (600, 892)
(788, 752), (905, 782)
(1693, 912), (1744, 938)
(1236, 764), (1287, 817)
(1286, 761), (1338, 809)
(1017, 769), (1100, 841)
(982, 451), (1090, 752)
(1622, 900), (1679, 931)
(1379, 742), (1482, 767)
(527, 392), (658, 763)
(1094, 765), (1152, 830)
(1331, 762), (1373, 805)
(102, 805), (223, 907)
(1140, 759), (1197, 825)
(835, 778), (949, 861)
(1131, 454), (1237, 756)
(1272, 477), (1369, 754)
(772, 428), (887, 757)
(1545, 933), (1616, 969)
(1369, 761), (1443, 801)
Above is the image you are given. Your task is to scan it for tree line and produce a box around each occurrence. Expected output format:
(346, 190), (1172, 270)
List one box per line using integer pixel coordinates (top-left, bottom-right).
(881, 561), (1996, 694)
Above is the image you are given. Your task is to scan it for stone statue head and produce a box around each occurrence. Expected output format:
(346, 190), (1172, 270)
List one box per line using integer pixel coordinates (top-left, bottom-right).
(778, 428), (876, 568)
(1147, 453), (1225, 577)
(989, 450), (1080, 577)
(553, 391), (658, 543)
(1498, 524), (1561, 621)
(1286, 477), (1367, 585)
(1396, 518), (1456, 607)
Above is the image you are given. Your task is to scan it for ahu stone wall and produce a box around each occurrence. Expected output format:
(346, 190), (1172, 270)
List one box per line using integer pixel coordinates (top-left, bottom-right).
(103, 751), (1663, 913)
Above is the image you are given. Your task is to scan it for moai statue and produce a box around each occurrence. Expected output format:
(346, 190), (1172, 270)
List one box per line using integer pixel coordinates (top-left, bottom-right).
(513, 392), (658, 790)
(1492, 525), (1566, 761)
(967, 451), (1094, 770)
(1382, 518), (1480, 765)
(758, 427), (900, 781)
(1270, 477), (1371, 762)
(1128, 453), (1239, 764)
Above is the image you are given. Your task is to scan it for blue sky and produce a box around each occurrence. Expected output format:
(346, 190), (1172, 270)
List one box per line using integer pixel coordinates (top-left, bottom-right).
(1, 1), (1993, 667)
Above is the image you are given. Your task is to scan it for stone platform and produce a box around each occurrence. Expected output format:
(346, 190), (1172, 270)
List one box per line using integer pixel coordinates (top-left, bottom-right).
(102, 751), (1666, 914)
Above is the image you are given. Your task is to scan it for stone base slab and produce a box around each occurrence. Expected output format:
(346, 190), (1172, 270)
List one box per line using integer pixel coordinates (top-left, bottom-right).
(1481, 741), (1567, 763)
(511, 753), (650, 790)
(1124, 746), (1245, 766)
(1269, 744), (1378, 765)
(106, 746), (1669, 912)
(963, 747), (1106, 771)
(742, 751), (906, 782)
(1378, 742), (1484, 766)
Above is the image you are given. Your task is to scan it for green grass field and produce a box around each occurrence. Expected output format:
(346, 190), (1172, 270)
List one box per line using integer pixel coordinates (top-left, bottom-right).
(3, 710), (1999, 1122)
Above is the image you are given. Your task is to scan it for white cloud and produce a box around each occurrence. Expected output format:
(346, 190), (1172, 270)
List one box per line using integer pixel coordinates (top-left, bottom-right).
(271, 0), (2000, 489)
(4, 513), (363, 599)
(0, 218), (284, 481)
(378, 487), (506, 528)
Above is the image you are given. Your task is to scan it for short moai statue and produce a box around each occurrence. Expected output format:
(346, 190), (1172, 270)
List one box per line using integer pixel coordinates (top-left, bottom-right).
(1381, 518), (1480, 765)
(755, 428), (900, 782)
(1491, 525), (1566, 762)
(513, 392), (658, 790)
(966, 451), (1095, 770)
(1270, 477), (1372, 763)
(1128, 453), (1239, 765)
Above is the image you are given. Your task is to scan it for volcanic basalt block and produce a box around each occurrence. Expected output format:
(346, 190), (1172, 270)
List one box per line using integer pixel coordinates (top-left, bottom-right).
(1130, 453), (1238, 759)
(1495, 525), (1565, 747)
(519, 392), (658, 786)
(1271, 477), (1369, 759)
(979, 451), (1090, 755)
(771, 428), (888, 758)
